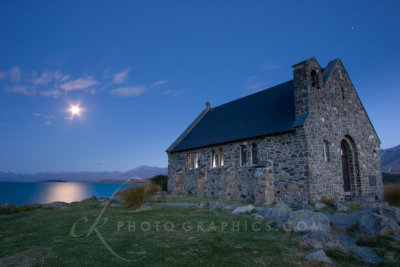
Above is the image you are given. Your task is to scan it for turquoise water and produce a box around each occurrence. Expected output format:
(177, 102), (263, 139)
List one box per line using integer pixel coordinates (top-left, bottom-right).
(0, 182), (135, 205)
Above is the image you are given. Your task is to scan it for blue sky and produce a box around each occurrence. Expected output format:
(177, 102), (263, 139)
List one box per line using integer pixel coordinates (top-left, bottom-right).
(0, 1), (399, 173)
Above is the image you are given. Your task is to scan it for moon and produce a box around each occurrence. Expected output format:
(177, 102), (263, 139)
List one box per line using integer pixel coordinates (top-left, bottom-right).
(68, 104), (83, 118)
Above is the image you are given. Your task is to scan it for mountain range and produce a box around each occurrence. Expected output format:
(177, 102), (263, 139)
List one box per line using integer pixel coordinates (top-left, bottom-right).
(381, 144), (400, 173)
(0, 165), (167, 182)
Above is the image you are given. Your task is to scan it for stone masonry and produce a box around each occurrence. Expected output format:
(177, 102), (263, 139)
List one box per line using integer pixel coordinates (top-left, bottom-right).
(167, 57), (383, 206)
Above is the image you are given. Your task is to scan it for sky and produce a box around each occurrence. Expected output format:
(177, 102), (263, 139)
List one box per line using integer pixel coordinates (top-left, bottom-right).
(0, 1), (399, 173)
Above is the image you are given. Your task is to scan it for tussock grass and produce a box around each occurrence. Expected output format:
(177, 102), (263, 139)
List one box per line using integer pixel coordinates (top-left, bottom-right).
(384, 183), (400, 206)
(117, 183), (161, 208)
(318, 196), (337, 208)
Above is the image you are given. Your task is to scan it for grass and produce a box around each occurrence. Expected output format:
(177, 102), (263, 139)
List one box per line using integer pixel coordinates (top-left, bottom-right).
(0, 198), (305, 266)
(384, 183), (400, 206)
(357, 236), (400, 262)
(325, 249), (364, 267)
(117, 183), (161, 208)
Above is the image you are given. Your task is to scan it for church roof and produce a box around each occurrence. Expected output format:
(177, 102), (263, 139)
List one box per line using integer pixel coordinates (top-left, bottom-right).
(167, 80), (307, 152)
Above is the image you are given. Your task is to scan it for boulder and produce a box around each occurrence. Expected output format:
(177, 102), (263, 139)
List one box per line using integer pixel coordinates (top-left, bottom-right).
(264, 203), (292, 227)
(209, 201), (227, 211)
(221, 204), (240, 211)
(287, 210), (331, 232)
(359, 213), (400, 237)
(378, 206), (400, 223)
(345, 244), (386, 263)
(250, 213), (265, 221)
(300, 231), (344, 250)
(334, 202), (349, 212)
(314, 202), (327, 209)
(232, 205), (255, 215)
(196, 202), (208, 209)
(305, 250), (334, 266)
(298, 202), (314, 210)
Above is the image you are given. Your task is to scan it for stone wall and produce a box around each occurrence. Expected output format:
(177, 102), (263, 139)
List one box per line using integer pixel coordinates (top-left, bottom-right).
(168, 127), (310, 206)
(294, 58), (383, 201)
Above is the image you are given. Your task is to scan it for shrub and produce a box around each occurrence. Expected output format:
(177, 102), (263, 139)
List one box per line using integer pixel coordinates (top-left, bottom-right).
(150, 175), (168, 191)
(117, 183), (161, 208)
(145, 183), (162, 196)
(319, 196), (337, 208)
(384, 183), (400, 206)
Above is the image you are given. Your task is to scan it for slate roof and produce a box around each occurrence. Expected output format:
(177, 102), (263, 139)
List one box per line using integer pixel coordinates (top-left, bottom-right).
(167, 80), (307, 152)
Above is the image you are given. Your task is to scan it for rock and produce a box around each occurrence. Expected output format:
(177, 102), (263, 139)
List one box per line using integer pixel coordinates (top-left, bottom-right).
(305, 250), (334, 265)
(359, 213), (400, 237)
(300, 231), (344, 250)
(314, 202), (327, 209)
(85, 195), (97, 201)
(345, 244), (386, 263)
(298, 202), (314, 210)
(196, 202), (208, 209)
(98, 197), (109, 202)
(232, 205), (255, 215)
(250, 213), (265, 221)
(334, 202), (349, 212)
(151, 202), (196, 207)
(324, 209), (372, 229)
(378, 206), (400, 223)
(44, 201), (67, 209)
(264, 203), (292, 227)
(337, 235), (358, 245)
(221, 204), (240, 211)
(287, 210), (331, 232)
(166, 194), (178, 199)
(209, 201), (227, 211)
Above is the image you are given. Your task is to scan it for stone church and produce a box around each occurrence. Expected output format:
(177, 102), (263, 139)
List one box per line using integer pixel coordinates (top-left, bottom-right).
(166, 57), (383, 206)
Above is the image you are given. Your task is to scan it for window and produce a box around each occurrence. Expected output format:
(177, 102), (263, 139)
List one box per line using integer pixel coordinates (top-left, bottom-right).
(210, 150), (216, 168)
(311, 70), (320, 89)
(219, 149), (224, 167)
(194, 152), (199, 168)
(341, 87), (345, 100)
(187, 153), (192, 170)
(323, 140), (330, 162)
(251, 144), (258, 164)
(240, 145), (247, 166)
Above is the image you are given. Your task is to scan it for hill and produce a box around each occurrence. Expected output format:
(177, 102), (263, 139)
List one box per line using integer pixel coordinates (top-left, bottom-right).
(381, 144), (400, 173)
(0, 165), (167, 182)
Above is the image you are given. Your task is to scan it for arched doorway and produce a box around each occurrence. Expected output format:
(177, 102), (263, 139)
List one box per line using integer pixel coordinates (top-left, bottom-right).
(341, 137), (361, 196)
(341, 141), (351, 192)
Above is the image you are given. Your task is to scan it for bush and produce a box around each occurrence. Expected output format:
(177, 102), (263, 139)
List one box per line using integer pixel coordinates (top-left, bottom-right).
(117, 183), (161, 208)
(150, 175), (168, 191)
(319, 196), (337, 208)
(384, 183), (400, 206)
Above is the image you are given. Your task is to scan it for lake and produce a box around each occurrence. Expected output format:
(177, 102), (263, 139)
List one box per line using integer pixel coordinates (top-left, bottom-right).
(0, 182), (136, 205)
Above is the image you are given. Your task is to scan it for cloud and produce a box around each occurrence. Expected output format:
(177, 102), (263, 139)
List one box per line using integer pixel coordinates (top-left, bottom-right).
(60, 76), (98, 91)
(152, 80), (167, 87)
(258, 63), (279, 71)
(89, 161), (109, 165)
(31, 71), (70, 85)
(33, 112), (41, 117)
(4, 85), (34, 96)
(0, 71), (7, 81)
(9, 66), (21, 82)
(110, 86), (147, 98)
(40, 89), (62, 98)
(112, 68), (130, 84)
(45, 120), (52, 125)
(163, 89), (185, 96)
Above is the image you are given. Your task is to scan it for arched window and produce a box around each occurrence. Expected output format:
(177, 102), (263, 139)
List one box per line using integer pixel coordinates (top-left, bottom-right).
(210, 150), (216, 168)
(187, 153), (192, 170)
(311, 70), (320, 89)
(251, 144), (258, 164)
(194, 152), (199, 169)
(219, 149), (224, 167)
(240, 145), (247, 166)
